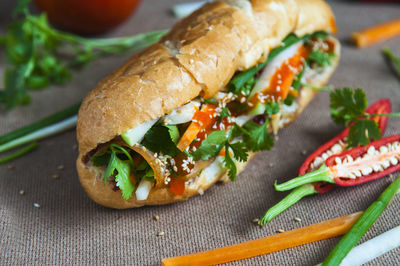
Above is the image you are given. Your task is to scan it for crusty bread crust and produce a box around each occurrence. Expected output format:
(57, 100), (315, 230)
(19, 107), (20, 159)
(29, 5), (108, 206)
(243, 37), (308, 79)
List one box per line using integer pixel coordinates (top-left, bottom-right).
(76, 0), (339, 209)
(77, 0), (336, 155)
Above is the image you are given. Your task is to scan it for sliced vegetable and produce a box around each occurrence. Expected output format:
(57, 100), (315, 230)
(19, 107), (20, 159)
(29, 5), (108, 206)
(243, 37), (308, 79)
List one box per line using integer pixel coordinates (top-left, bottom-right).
(135, 179), (153, 200)
(352, 18), (400, 48)
(322, 176), (400, 266)
(275, 134), (400, 191)
(169, 176), (186, 196)
(0, 142), (38, 164)
(382, 48), (400, 79)
(177, 104), (217, 151)
(121, 118), (158, 146)
(163, 101), (199, 125)
(339, 225), (400, 266)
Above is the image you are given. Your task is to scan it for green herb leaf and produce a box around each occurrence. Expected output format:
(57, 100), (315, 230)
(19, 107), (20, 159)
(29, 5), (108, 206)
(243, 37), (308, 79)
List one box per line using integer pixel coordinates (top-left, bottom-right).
(265, 101), (280, 116)
(203, 98), (218, 105)
(307, 50), (335, 67)
(228, 142), (248, 162)
(135, 160), (154, 182)
(142, 124), (181, 156)
(243, 121), (274, 152)
(191, 130), (226, 161)
(382, 48), (400, 79)
(347, 119), (381, 148)
(330, 88), (367, 126)
(223, 143), (237, 181)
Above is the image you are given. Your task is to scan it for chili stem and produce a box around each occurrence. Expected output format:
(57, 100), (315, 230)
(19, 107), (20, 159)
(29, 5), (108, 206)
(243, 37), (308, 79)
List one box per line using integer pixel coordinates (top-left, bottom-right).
(0, 116), (77, 153)
(0, 142), (38, 164)
(260, 184), (317, 225)
(274, 164), (335, 191)
(0, 102), (80, 145)
(366, 113), (400, 117)
(322, 176), (400, 266)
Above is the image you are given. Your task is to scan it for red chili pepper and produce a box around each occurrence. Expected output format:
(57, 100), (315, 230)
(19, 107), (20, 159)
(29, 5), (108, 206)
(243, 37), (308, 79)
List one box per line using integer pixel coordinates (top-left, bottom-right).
(260, 99), (391, 225)
(274, 133), (400, 191)
(299, 98), (391, 193)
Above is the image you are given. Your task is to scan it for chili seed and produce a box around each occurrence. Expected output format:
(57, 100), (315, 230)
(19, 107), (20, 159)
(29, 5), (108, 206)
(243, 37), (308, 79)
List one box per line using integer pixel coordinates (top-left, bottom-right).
(33, 203), (40, 208)
(154, 215), (160, 221)
(157, 231), (164, 237)
(57, 165), (64, 170)
(294, 217), (302, 222)
(277, 229), (285, 233)
(19, 190), (25, 195)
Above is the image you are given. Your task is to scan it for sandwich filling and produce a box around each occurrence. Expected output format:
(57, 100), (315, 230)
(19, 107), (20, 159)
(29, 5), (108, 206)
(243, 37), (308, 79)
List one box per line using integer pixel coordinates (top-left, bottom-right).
(88, 32), (339, 201)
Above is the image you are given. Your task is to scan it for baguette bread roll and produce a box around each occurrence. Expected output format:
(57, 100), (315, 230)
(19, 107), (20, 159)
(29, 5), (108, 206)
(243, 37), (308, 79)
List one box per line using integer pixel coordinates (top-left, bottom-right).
(77, 0), (340, 209)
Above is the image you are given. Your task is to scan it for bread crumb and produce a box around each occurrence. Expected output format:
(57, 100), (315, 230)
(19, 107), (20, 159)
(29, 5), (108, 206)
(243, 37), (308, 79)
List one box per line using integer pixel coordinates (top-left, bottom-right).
(19, 190), (25, 195)
(154, 215), (160, 221)
(8, 165), (14, 170)
(252, 218), (259, 224)
(57, 165), (64, 170)
(52, 174), (59, 179)
(277, 229), (285, 233)
(157, 231), (164, 237)
(33, 203), (40, 208)
(294, 217), (301, 222)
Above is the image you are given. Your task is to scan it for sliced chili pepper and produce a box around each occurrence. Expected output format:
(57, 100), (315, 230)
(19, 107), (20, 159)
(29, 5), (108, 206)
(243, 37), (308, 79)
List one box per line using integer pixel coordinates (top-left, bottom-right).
(274, 133), (400, 191)
(169, 176), (186, 196)
(260, 99), (391, 225)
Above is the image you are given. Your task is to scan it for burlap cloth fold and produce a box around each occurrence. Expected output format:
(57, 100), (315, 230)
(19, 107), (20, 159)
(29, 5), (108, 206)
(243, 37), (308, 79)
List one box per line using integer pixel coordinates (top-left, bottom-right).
(1, 0), (399, 265)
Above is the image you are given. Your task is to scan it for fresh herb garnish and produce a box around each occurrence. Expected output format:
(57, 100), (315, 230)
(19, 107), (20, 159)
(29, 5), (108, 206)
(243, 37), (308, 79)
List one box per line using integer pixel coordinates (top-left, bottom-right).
(191, 131), (226, 161)
(142, 124), (181, 156)
(307, 50), (335, 67)
(218, 107), (231, 121)
(382, 48), (400, 79)
(203, 98), (218, 105)
(0, 0), (167, 109)
(94, 144), (135, 200)
(330, 88), (400, 147)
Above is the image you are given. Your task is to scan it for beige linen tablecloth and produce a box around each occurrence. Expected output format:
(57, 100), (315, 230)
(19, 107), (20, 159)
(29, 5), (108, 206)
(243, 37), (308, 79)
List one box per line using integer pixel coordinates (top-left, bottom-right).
(1, 0), (399, 265)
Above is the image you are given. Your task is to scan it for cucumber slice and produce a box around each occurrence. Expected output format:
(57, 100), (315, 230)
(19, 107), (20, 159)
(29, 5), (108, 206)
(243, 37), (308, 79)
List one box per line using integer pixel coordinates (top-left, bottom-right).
(121, 119), (158, 146)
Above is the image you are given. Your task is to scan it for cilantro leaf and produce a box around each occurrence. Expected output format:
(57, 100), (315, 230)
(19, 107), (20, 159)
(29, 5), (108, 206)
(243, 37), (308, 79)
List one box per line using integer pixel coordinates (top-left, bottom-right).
(228, 142), (248, 162)
(203, 98), (218, 105)
(142, 124), (181, 156)
(307, 50), (335, 67)
(191, 130), (226, 161)
(383, 48), (400, 79)
(135, 160), (155, 182)
(265, 101), (280, 116)
(223, 143), (237, 181)
(243, 121), (274, 152)
(347, 119), (381, 148)
(330, 88), (367, 126)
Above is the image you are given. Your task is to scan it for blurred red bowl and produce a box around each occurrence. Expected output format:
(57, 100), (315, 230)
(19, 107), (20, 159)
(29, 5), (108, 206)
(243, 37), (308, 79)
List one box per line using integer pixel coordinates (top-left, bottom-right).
(34, 0), (141, 35)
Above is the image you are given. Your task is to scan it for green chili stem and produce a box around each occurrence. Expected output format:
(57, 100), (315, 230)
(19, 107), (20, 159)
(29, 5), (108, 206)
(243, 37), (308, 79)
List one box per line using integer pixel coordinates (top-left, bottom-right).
(0, 116), (76, 153)
(322, 177), (400, 266)
(274, 164), (335, 191)
(260, 184), (317, 226)
(0, 142), (38, 164)
(366, 113), (400, 118)
(0, 102), (80, 145)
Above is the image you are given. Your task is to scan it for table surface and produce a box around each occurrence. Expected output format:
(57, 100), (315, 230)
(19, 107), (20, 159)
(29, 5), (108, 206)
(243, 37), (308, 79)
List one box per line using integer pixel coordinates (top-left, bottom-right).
(1, 0), (399, 265)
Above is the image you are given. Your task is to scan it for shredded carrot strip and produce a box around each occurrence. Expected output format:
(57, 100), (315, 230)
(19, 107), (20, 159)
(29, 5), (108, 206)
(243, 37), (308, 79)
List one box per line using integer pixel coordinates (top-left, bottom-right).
(177, 104), (216, 151)
(352, 18), (400, 48)
(161, 212), (362, 266)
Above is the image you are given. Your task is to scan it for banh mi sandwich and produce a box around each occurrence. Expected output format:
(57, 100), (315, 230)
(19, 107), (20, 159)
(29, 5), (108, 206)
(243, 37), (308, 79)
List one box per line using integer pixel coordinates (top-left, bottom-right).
(76, 0), (340, 209)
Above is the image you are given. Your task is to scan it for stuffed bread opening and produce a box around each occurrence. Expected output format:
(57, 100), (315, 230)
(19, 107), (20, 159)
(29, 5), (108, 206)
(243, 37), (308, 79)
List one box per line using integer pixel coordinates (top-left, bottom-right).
(85, 32), (340, 202)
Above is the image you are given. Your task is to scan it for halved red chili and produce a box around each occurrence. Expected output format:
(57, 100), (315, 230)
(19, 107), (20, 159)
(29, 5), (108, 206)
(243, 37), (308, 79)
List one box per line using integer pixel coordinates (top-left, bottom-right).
(275, 133), (400, 191)
(260, 99), (391, 225)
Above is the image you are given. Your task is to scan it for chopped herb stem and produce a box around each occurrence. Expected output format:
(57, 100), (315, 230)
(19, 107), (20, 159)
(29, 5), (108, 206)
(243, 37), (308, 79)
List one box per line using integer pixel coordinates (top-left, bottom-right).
(322, 176), (400, 266)
(0, 142), (37, 164)
(366, 112), (400, 117)
(0, 115), (76, 153)
(0, 102), (80, 145)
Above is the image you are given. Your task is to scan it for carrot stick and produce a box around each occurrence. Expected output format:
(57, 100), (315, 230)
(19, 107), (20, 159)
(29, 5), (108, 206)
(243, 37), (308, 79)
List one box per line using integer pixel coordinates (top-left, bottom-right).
(161, 211), (362, 266)
(352, 19), (400, 48)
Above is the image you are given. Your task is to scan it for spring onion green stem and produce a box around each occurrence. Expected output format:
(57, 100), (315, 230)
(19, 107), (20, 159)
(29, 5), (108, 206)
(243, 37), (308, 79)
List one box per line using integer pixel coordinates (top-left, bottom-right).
(366, 112), (400, 118)
(274, 164), (334, 191)
(322, 176), (400, 266)
(260, 184), (317, 226)
(0, 142), (38, 164)
(0, 116), (77, 153)
(0, 102), (80, 145)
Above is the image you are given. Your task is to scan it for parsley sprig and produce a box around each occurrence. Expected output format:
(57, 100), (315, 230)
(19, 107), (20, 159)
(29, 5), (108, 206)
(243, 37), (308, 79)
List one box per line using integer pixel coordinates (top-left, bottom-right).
(0, 0), (167, 109)
(330, 88), (400, 147)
